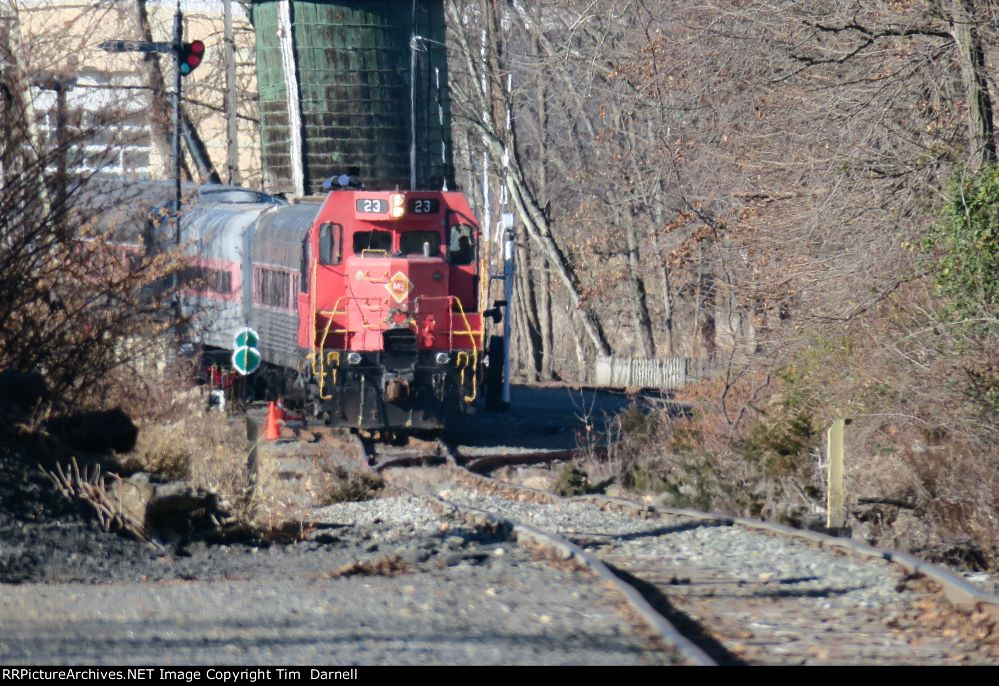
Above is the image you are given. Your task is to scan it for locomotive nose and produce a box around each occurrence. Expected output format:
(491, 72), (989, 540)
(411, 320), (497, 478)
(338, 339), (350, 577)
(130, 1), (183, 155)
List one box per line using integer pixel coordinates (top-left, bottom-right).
(343, 254), (450, 352)
(394, 257), (449, 302)
(345, 255), (449, 312)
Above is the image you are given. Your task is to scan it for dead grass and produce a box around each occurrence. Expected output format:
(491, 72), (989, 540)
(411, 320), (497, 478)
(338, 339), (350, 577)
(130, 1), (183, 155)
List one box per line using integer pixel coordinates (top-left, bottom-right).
(600, 380), (792, 518)
(317, 555), (415, 579)
(112, 362), (292, 529)
(122, 407), (264, 523)
(553, 464), (590, 496)
(320, 466), (384, 505)
(608, 318), (999, 570)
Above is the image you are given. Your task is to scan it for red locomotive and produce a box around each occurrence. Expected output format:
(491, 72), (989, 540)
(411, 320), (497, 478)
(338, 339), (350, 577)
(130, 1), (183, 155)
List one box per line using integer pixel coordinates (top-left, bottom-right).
(179, 183), (500, 431)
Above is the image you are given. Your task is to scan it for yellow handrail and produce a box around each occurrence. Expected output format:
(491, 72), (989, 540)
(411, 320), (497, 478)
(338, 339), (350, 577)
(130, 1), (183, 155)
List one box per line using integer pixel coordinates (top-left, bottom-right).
(309, 258), (318, 361)
(447, 297), (479, 402)
(315, 296), (347, 399)
(308, 293), (483, 404)
(318, 351), (340, 400)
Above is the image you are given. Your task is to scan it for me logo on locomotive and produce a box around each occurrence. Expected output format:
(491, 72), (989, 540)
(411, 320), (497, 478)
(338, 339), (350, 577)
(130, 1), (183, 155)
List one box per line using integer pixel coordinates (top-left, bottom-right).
(385, 271), (414, 304)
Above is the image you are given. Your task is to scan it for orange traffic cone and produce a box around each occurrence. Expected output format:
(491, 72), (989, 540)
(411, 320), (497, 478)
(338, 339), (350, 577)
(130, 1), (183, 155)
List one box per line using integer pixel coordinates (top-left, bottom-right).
(264, 401), (281, 441)
(276, 397), (287, 421)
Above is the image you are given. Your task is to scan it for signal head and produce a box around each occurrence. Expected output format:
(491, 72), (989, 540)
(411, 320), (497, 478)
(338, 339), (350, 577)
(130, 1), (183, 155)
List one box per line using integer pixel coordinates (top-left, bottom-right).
(179, 40), (205, 77)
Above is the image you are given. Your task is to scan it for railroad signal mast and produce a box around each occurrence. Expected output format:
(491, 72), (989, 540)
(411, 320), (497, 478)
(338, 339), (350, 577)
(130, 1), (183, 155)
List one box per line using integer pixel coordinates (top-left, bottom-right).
(99, 4), (205, 232)
(100, 3), (204, 338)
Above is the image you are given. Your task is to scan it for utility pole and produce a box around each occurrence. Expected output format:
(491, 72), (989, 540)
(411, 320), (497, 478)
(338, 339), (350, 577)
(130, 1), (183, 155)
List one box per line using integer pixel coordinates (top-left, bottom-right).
(224, 0), (240, 185)
(33, 74), (77, 210)
(101, 1), (205, 340)
(172, 2), (182, 241)
(0, 1), (51, 215)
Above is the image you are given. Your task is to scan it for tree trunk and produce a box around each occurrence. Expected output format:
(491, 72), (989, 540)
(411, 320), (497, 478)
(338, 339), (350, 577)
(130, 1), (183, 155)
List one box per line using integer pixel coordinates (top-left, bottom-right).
(538, 256), (555, 379)
(0, 4), (49, 215)
(533, 59), (555, 380)
(649, 197), (675, 356)
(695, 242), (717, 361)
(950, 0), (996, 168)
(623, 216), (656, 358)
(446, 0), (612, 359)
(132, 0), (175, 178)
(515, 234), (543, 381)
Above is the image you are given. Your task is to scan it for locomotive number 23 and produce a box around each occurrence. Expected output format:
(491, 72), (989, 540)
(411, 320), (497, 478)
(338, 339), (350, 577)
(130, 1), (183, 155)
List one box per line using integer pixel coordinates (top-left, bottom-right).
(355, 199), (388, 214)
(408, 198), (440, 214)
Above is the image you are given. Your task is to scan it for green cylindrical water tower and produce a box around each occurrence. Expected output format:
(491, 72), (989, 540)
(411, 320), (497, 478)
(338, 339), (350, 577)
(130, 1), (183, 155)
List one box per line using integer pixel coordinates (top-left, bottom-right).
(252, 0), (454, 195)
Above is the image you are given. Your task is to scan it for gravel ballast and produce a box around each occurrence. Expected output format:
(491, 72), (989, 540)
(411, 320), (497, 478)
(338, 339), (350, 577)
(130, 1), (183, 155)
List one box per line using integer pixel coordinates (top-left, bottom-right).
(414, 469), (999, 665)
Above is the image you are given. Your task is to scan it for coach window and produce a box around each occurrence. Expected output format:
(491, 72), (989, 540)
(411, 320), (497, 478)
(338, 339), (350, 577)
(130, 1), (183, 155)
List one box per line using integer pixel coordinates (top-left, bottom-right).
(448, 224), (476, 266)
(319, 222), (342, 266)
(254, 267), (292, 309)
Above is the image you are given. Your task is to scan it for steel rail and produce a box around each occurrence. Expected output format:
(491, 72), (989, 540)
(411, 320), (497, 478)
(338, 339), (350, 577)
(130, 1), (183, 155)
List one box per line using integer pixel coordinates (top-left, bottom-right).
(444, 444), (999, 622)
(354, 435), (716, 666)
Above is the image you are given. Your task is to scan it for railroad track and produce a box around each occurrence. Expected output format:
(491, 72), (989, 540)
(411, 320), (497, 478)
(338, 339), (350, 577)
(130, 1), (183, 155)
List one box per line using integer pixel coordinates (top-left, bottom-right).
(342, 433), (999, 666)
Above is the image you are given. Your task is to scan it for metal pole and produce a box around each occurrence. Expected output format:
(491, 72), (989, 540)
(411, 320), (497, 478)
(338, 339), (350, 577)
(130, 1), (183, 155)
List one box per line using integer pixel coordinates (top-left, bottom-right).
(224, 0), (240, 185)
(53, 78), (68, 210)
(502, 213), (514, 406)
(170, 3), (183, 343)
(409, 35), (418, 190)
(172, 3), (182, 241)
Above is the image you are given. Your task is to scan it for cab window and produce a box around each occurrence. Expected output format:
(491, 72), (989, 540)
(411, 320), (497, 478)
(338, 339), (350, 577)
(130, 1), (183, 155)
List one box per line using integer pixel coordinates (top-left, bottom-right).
(400, 230), (442, 256)
(352, 230), (392, 255)
(448, 224), (476, 266)
(318, 222), (342, 266)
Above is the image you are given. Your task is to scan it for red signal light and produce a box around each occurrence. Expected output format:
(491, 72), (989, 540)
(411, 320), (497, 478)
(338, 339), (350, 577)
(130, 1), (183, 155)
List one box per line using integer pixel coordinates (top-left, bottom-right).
(179, 40), (205, 76)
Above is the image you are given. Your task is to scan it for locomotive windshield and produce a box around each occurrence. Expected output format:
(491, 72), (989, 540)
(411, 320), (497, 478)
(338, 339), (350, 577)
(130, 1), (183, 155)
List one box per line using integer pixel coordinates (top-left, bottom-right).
(352, 230), (392, 255)
(400, 230), (442, 256)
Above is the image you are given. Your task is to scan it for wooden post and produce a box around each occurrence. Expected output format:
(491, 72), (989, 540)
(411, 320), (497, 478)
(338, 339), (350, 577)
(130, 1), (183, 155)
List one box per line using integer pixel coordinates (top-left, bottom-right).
(827, 418), (846, 530)
(245, 416), (260, 505)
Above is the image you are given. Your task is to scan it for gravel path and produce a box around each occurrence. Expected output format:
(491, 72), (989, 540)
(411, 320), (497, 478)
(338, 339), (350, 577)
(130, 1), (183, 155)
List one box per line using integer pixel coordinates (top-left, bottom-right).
(3, 381), (995, 666)
(0, 550), (674, 665)
(0, 442), (676, 667)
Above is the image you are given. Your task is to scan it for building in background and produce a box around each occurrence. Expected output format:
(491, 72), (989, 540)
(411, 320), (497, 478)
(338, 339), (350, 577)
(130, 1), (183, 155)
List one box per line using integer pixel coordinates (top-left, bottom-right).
(13, 0), (455, 197)
(13, 0), (262, 187)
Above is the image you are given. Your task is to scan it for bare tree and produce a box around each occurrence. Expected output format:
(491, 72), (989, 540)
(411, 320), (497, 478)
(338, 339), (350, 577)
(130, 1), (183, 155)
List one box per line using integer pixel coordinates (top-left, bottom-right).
(447, 0), (613, 377)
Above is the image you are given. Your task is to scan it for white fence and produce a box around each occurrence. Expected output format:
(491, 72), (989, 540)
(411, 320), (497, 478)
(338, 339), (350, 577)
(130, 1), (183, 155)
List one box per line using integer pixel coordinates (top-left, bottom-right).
(594, 356), (691, 389)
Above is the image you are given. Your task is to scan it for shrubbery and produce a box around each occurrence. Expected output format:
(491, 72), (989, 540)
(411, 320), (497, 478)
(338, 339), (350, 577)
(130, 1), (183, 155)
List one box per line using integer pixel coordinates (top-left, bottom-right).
(609, 167), (998, 567)
(924, 165), (999, 319)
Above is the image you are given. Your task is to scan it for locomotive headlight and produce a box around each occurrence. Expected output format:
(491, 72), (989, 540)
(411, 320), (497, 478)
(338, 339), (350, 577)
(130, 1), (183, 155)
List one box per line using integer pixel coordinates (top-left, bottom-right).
(389, 193), (406, 219)
(435, 352), (451, 365)
(346, 352), (363, 365)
